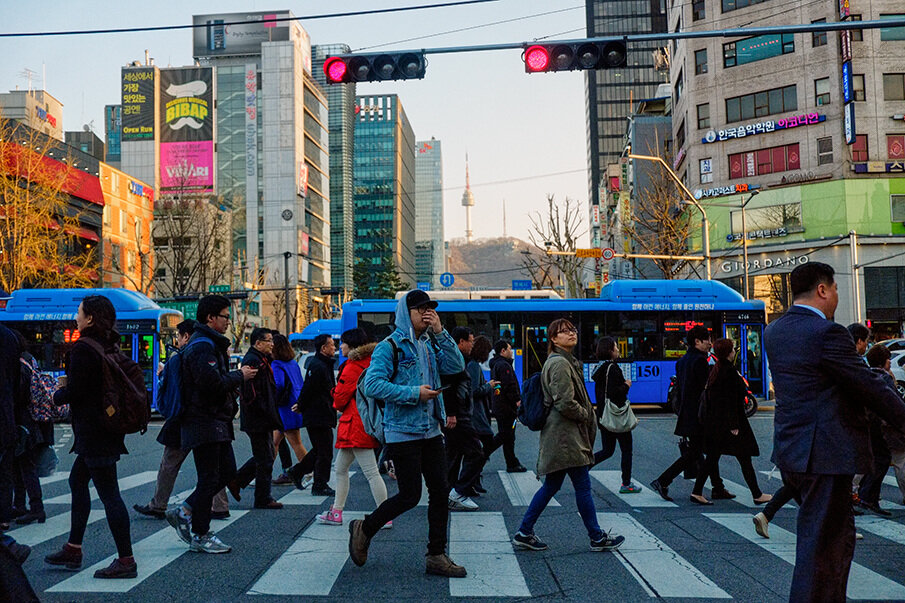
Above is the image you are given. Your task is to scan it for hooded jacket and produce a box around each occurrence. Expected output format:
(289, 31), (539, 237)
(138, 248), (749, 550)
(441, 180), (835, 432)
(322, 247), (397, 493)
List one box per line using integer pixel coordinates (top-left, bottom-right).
(239, 346), (283, 433)
(489, 354), (520, 417)
(333, 343), (379, 449)
(298, 351), (337, 429)
(362, 292), (465, 441)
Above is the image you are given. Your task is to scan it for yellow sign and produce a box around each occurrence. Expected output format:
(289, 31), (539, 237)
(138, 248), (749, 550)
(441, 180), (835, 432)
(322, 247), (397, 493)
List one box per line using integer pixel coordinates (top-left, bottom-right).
(575, 248), (603, 258)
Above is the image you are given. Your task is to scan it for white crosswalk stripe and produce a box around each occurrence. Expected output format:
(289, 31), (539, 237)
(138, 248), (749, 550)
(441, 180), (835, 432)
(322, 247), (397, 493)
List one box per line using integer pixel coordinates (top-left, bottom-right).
(247, 511), (365, 596)
(706, 513), (905, 601)
(8, 510), (105, 547)
(46, 511), (248, 593)
(598, 513), (731, 599)
(39, 472), (70, 486)
(703, 479), (761, 508)
(498, 470), (560, 507)
(276, 471), (356, 505)
(590, 471), (676, 507)
(449, 512), (531, 597)
(44, 471), (158, 505)
(857, 515), (905, 544)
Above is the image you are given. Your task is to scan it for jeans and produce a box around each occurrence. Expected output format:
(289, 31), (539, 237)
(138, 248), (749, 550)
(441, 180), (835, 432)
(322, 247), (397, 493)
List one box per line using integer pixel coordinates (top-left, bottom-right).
(235, 431), (276, 506)
(445, 424), (485, 494)
(186, 441), (237, 536)
(333, 448), (386, 510)
(149, 446), (228, 513)
(657, 436), (724, 490)
(289, 426), (334, 489)
(69, 455), (132, 557)
(518, 465), (604, 541)
(593, 427), (633, 485)
(362, 435), (449, 555)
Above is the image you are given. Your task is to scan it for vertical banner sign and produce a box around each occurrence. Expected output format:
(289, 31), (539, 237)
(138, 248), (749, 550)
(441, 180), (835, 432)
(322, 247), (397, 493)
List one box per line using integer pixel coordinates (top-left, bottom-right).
(839, 0), (850, 19)
(844, 102), (857, 145)
(841, 61), (853, 104)
(159, 67), (215, 194)
(298, 163), (308, 198)
(245, 64), (258, 266)
(121, 68), (155, 140)
(839, 1), (855, 145)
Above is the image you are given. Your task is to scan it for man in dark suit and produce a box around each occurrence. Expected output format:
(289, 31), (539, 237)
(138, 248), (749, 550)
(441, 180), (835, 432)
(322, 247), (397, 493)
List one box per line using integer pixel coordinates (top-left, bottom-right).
(765, 262), (905, 602)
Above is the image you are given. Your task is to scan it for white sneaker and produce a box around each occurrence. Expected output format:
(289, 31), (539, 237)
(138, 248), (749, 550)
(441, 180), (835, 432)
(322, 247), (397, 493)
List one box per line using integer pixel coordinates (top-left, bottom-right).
(190, 531), (231, 554)
(448, 491), (479, 511)
(856, 532), (864, 540)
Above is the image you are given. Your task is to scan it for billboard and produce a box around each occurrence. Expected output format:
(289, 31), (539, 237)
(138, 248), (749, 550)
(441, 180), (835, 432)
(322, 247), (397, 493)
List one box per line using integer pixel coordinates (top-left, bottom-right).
(193, 12), (291, 57)
(121, 67), (155, 141)
(159, 67), (215, 193)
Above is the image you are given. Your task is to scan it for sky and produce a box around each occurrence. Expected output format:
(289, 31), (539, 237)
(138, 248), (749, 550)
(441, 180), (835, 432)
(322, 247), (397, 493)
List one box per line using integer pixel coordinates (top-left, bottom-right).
(0, 0), (590, 245)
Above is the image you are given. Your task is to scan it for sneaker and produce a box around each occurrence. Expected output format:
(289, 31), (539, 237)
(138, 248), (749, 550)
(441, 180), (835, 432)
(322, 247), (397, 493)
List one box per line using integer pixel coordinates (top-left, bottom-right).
(7, 542), (31, 565)
(506, 464), (528, 473)
(752, 512), (770, 539)
(312, 485), (336, 497)
(348, 519), (371, 567)
(650, 479), (673, 501)
(317, 507), (343, 526)
(590, 533), (625, 551)
(190, 531), (231, 554)
(94, 558), (138, 579)
(619, 484), (642, 494)
(710, 488), (736, 500)
(15, 510), (46, 525)
(166, 508), (192, 545)
(133, 504), (165, 520)
(211, 510), (231, 520)
(512, 531), (548, 551)
(856, 532), (864, 540)
(301, 475), (315, 489)
(44, 544), (83, 570)
(425, 553), (467, 578)
(272, 472), (292, 485)
(448, 491), (479, 511)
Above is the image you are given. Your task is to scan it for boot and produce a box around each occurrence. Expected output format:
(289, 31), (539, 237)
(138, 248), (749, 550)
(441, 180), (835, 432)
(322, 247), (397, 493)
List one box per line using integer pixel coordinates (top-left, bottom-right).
(426, 553), (467, 578)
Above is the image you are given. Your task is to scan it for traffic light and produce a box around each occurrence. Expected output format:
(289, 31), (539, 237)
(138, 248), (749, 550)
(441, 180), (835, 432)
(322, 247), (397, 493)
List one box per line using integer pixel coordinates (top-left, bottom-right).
(523, 41), (627, 73)
(323, 52), (427, 84)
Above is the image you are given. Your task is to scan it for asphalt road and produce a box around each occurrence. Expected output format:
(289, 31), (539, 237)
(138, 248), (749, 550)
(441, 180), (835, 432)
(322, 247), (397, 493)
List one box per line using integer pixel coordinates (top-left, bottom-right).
(17, 410), (905, 602)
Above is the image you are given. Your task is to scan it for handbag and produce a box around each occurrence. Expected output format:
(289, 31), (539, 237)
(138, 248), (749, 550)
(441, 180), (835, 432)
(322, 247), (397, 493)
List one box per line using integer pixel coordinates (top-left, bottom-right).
(598, 363), (639, 433)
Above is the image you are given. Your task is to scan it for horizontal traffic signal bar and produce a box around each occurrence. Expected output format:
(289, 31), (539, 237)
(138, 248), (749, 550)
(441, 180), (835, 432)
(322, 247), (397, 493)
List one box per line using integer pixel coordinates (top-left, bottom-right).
(524, 41), (626, 73)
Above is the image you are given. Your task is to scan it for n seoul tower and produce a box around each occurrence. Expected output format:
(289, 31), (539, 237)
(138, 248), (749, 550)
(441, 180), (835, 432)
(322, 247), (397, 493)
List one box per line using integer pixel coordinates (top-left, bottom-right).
(461, 155), (475, 243)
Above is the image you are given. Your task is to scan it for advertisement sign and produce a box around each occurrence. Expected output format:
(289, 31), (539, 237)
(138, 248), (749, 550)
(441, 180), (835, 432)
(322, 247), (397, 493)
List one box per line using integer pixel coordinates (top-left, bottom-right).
(842, 61), (853, 104)
(193, 12), (291, 57)
(844, 102), (856, 145)
(299, 232), (310, 256)
(840, 30), (852, 62)
(121, 67), (155, 141)
(703, 113), (826, 144)
(160, 141), (215, 193)
(694, 183), (759, 200)
(298, 163), (308, 198)
(159, 67), (214, 143)
(839, 0), (850, 19)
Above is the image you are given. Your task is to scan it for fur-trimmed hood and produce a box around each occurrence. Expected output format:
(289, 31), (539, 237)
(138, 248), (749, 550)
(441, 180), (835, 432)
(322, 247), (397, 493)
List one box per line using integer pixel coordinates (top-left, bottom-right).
(348, 342), (377, 362)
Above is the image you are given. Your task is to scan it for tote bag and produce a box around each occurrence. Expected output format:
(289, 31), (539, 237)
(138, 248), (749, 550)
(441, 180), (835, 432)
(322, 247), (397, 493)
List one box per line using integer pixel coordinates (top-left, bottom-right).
(598, 363), (639, 433)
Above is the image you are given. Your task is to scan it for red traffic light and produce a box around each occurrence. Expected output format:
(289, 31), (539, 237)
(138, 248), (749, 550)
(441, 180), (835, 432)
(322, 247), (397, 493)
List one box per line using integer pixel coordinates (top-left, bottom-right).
(321, 52), (427, 84)
(324, 57), (348, 83)
(524, 46), (550, 73)
(524, 41), (627, 73)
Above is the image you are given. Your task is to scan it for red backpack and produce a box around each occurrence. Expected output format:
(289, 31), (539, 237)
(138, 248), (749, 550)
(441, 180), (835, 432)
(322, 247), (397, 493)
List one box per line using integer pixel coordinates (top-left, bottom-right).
(81, 339), (151, 435)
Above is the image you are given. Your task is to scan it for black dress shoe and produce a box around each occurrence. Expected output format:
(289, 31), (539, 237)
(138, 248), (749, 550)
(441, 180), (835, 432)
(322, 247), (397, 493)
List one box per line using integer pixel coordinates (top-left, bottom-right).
(211, 510), (231, 520)
(506, 464), (528, 473)
(15, 510), (46, 525)
(458, 487), (480, 498)
(859, 501), (893, 516)
(689, 495), (714, 506)
(133, 504), (165, 519)
(650, 479), (673, 501)
(710, 488), (736, 500)
(473, 481), (487, 494)
(312, 485), (336, 496)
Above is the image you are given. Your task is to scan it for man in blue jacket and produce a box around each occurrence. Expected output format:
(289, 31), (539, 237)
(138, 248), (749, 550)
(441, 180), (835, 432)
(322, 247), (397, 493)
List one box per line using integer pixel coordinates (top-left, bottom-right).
(765, 262), (905, 602)
(348, 290), (466, 578)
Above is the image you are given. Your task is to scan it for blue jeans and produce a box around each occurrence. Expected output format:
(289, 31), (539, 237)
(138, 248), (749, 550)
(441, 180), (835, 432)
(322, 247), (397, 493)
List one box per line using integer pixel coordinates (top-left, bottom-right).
(518, 465), (603, 541)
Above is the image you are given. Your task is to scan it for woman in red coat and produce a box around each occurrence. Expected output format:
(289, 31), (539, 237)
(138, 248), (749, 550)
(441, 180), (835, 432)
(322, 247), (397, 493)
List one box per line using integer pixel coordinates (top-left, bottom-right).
(317, 329), (388, 526)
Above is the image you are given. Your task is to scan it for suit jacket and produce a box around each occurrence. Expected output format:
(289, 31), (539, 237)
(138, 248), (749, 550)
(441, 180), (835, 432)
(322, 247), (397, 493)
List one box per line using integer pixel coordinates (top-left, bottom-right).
(674, 348), (710, 437)
(765, 305), (905, 474)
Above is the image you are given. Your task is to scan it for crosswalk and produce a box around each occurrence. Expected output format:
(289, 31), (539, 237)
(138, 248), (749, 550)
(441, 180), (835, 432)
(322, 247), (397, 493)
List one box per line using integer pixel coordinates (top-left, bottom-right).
(23, 464), (905, 601)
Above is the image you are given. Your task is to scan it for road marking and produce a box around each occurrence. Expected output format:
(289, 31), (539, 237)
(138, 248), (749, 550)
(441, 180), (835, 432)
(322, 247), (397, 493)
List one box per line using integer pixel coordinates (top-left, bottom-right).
(44, 471), (159, 505)
(498, 471), (560, 507)
(40, 472), (70, 486)
(46, 511), (248, 593)
(706, 513), (905, 601)
(857, 516), (905, 545)
(599, 513), (730, 599)
(590, 471), (676, 508)
(7, 510), (105, 546)
(449, 512), (531, 597)
(277, 471), (355, 506)
(247, 511), (365, 596)
(703, 479), (761, 508)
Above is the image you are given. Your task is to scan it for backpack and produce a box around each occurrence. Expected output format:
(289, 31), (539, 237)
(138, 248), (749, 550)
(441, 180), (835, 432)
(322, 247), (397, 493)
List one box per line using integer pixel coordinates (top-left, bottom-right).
(355, 339), (402, 445)
(517, 372), (551, 431)
(155, 337), (213, 421)
(667, 375), (681, 415)
(82, 338), (151, 435)
(20, 358), (68, 422)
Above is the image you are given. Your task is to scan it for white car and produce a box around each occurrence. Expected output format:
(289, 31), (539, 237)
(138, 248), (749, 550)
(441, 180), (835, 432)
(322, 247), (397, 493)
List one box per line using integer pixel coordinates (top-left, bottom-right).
(878, 339), (905, 353)
(888, 351), (905, 397)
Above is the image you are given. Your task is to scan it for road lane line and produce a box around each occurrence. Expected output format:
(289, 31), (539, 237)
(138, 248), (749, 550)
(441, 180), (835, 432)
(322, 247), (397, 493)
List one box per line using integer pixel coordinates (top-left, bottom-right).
(599, 513), (730, 599)
(706, 513), (905, 601)
(590, 471), (677, 508)
(247, 511), (365, 595)
(498, 471), (560, 507)
(449, 512), (531, 597)
(44, 471), (158, 505)
(46, 511), (248, 593)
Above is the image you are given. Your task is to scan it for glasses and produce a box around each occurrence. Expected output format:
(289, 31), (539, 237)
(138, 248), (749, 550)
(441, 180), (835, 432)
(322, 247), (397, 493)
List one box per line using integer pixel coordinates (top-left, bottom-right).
(556, 327), (578, 335)
(217, 313), (231, 321)
(413, 306), (433, 313)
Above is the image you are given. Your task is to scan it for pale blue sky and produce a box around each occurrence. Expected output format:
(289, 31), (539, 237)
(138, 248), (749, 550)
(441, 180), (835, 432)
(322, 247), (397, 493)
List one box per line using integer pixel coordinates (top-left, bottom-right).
(0, 0), (589, 244)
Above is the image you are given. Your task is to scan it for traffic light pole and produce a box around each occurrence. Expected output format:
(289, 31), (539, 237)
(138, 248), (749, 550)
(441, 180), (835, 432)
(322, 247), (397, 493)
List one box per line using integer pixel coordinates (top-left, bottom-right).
(283, 251), (292, 335)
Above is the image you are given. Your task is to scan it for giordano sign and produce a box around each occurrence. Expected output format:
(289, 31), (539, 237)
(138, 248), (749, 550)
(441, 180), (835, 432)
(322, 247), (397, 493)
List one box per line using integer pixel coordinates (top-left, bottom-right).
(720, 254), (810, 274)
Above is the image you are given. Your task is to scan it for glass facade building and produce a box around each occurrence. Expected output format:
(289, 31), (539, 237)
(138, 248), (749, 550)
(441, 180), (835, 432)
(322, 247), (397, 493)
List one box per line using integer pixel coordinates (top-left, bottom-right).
(104, 104), (121, 166)
(415, 138), (444, 287)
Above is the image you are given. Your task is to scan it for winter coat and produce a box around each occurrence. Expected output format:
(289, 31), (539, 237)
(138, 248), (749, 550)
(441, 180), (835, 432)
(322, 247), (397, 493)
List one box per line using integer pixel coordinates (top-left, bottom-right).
(362, 292), (465, 439)
(240, 347), (283, 433)
(156, 350), (184, 449)
(333, 343), (379, 449)
(466, 360), (494, 436)
(180, 324), (244, 450)
(674, 347), (710, 437)
(273, 358), (305, 431)
(592, 361), (629, 423)
(53, 328), (128, 458)
(298, 352), (337, 429)
(489, 355), (520, 418)
(0, 324), (20, 450)
(873, 368), (905, 453)
(441, 366), (473, 427)
(700, 362), (760, 457)
(537, 348), (597, 476)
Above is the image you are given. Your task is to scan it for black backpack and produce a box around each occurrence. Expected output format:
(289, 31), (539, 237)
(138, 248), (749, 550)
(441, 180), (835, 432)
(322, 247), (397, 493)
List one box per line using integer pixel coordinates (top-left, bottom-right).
(82, 338), (151, 435)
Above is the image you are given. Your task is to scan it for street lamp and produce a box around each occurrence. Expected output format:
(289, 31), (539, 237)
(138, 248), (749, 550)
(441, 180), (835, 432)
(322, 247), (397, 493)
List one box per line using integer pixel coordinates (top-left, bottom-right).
(627, 151), (712, 279)
(739, 190), (759, 300)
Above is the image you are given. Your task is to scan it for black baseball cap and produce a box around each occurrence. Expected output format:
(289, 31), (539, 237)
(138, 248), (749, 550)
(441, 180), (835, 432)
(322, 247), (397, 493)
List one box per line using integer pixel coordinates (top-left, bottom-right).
(405, 290), (438, 310)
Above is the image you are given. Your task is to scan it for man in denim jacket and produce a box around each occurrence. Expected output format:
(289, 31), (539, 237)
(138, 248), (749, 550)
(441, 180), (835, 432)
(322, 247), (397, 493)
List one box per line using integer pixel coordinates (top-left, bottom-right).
(348, 290), (466, 578)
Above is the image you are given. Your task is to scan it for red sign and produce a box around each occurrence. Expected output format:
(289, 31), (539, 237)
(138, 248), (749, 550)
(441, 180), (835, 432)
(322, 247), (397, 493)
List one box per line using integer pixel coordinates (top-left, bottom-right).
(300, 232), (310, 256)
(298, 163), (308, 198)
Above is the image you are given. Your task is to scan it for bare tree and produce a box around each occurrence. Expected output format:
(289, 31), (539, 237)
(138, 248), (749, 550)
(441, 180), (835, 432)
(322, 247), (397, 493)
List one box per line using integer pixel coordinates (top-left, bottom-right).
(522, 195), (587, 297)
(108, 218), (154, 294)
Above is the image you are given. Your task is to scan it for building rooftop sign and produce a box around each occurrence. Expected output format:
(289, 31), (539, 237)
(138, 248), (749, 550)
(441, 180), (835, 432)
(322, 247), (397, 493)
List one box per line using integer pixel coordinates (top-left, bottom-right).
(702, 113), (826, 144)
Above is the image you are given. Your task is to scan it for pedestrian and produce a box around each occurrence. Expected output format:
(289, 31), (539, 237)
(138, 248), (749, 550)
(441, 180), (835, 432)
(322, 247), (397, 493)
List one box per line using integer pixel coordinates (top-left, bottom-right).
(865, 343), (905, 507)
(764, 262), (905, 602)
(165, 295), (257, 554)
(511, 318), (625, 553)
(487, 340), (527, 473)
(230, 328), (284, 509)
(650, 326), (732, 502)
(43, 295), (136, 578)
(134, 319), (231, 521)
(591, 336), (641, 493)
(317, 328), (388, 526)
(287, 333), (337, 496)
(692, 338), (771, 506)
(0, 323), (21, 533)
(464, 335), (498, 494)
(348, 289), (467, 578)
(270, 334), (309, 486)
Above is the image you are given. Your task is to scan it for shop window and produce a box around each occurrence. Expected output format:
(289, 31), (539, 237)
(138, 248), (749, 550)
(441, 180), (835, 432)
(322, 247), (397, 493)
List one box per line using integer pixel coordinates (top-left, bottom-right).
(695, 49), (708, 75)
(693, 0), (706, 21)
(723, 33), (794, 68)
(730, 202), (803, 234)
(728, 143), (799, 178)
(880, 14), (905, 41)
(815, 77), (831, 106)
(852, 74), (865, 101)
(725, 84), (796, 123)
(697, 103), (710, 129)
(884, 74), (905, 101)
(812, 19), (827, 46)
(852, 134), (868, 162)
(851, 15), (863, 41)
(817, 137), (834, 165)
(891, 195), (905, 222)
(888, 135), (905, 160)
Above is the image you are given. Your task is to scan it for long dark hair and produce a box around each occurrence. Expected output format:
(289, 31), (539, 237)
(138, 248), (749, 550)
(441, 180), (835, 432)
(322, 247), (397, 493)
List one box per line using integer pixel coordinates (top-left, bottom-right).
(707, 338), (734, 387)
(272, 334), (295, 362)
(80, 295), (118, 344)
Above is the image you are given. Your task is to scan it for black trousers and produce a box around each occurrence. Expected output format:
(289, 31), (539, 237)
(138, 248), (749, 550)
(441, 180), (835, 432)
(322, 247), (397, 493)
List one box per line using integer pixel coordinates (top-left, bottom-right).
(13, 451), (43, 512)
(69, 455), (132, 557)
(289, 426), (333, 489)
(186, 441), (237, 536)
(593, 427), (633, 485)
(278, 438), (292, 472)
(858, 422), (891, 505)
(782, 471), (855, 603)
(444, 424), (485, 494)
(763, 483), (797, 521)
(235, 431), (275, 506)
(362, 435), (449, 555)
(657, 436), (724, 490)
(486, 412), (521, 468)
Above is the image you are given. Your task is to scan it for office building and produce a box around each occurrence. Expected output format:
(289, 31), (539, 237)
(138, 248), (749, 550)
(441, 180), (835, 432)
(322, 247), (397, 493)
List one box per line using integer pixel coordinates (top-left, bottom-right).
(104, 104), (122, 167)
(0, 89), (64, 142)
(415, 138), (444, 287)
(65, 129), (104, 161)
(99, 164), (155, 292)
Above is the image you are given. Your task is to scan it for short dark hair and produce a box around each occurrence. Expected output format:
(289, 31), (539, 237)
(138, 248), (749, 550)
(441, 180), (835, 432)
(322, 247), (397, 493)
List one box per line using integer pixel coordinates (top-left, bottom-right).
(451, 326), (474, 344)
(790, 262), (834, 299)
(596, 336), (617, 361)
(847, 322), (870, 344)
(340, 328), (369, 350)
(866, 343), (891, 368)
(472, 335), (492, 363)
(493, 339), (511, 356)
(686, 325), (711, 348)
(272, 334), (295, 362)
(197, 295), (230, 325)
(177, 319), (196, 337)
(81, 295), (117, 341)
(250, 327), (272, 346)
(314, 333), (333, 354)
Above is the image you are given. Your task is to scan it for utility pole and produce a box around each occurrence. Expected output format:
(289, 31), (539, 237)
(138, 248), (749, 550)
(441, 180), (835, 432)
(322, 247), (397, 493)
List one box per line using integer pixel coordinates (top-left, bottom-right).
(740, 190), (759, 299)
(849, 231), (862, 323)
(283, 251), (292, 335)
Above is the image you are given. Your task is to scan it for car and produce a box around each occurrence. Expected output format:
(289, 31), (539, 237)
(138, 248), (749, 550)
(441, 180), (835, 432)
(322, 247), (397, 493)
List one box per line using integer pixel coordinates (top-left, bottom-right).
(888, 351), (905, 397)
(877, 339), (905, 353)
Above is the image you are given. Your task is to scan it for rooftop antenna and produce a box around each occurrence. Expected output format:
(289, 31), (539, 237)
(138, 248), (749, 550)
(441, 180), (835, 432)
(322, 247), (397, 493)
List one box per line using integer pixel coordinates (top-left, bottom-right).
(19, 68), (37, 92)
(502, 199), (507, 238)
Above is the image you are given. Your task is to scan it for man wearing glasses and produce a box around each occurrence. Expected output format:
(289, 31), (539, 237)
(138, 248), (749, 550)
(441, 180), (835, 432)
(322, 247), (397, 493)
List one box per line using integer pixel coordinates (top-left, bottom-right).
(167, 295), (257, 554)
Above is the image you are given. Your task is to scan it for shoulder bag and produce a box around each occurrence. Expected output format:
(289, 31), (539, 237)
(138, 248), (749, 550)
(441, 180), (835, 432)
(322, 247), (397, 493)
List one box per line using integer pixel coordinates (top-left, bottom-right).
(598, 363), (639, 433)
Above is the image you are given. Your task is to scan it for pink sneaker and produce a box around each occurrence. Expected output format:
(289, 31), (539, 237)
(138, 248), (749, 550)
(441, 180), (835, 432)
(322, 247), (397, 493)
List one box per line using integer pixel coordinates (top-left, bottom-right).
(317, 508), (342, 526)
(380, 520), (393, 530)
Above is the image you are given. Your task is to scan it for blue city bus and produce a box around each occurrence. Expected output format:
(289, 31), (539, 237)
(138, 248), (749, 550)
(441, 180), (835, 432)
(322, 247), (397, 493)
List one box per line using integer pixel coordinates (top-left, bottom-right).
(339, 280), (767, 407)
(0, 288), (183, 410)
(289, 319), (342, 369)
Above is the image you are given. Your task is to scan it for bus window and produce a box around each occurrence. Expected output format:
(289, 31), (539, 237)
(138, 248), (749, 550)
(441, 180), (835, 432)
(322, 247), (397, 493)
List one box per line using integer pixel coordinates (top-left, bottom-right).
(359, 312), (395, 342)
(606, 312), (659, 361)
(523, 325), (548, 377)
(120, 334), (134, 362)
(138, 334), (155, 391)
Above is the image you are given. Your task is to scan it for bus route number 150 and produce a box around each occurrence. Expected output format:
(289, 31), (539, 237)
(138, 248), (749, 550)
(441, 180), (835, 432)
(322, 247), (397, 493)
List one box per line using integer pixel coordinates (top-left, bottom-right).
(635, 363), (661, 379)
